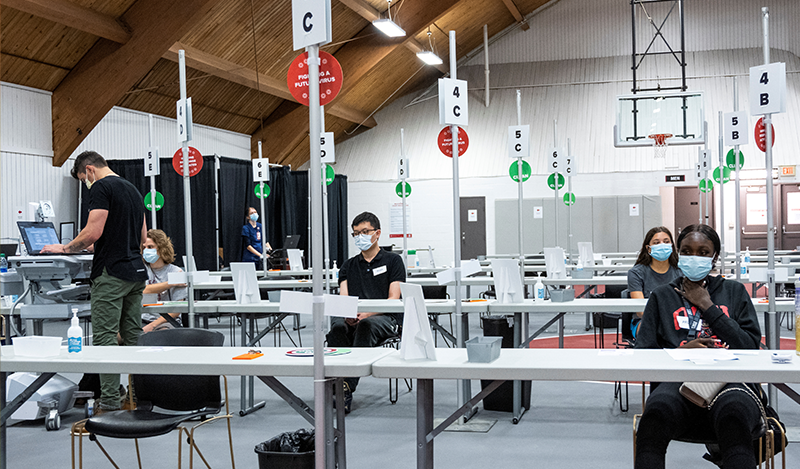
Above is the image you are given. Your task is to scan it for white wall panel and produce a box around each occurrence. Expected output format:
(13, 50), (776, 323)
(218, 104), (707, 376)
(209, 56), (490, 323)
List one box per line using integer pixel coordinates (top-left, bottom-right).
(465, 0), (798, 67)
(0, 83), (52, 157)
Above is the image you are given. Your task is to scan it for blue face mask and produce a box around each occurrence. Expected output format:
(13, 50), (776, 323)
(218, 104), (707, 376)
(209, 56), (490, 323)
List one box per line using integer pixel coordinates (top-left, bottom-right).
(649, 243), (673, 261)
(250, 213), (259, 222)
(678, 255), (713, 282)
(143, 248), (159, 264)
(354, 233), (374, 251)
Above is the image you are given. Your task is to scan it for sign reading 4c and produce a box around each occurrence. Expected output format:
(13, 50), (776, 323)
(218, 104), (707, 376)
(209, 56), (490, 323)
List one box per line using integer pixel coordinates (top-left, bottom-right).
(438, 78), (468, 126)
(291, 0), (332, 51)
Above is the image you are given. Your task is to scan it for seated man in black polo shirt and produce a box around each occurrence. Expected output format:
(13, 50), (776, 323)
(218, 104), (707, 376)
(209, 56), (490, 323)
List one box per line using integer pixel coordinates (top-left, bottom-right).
(327, 211), (405, 413)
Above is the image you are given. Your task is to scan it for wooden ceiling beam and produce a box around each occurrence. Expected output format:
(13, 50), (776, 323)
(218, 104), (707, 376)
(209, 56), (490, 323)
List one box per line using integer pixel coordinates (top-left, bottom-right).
(500, 0), (530, 31)
(337, 0), (448, 73)
(3, 0), (132, 43)
(50, 0), (223, 166)
(162, 43), (375, 128)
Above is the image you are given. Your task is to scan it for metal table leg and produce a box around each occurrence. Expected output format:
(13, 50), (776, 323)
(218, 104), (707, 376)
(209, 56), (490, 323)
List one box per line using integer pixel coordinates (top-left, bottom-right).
(418, 379), (434, 469)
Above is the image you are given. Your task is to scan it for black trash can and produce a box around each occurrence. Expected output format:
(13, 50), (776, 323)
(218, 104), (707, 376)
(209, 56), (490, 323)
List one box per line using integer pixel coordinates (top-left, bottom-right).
(480, 316), (531, 412)
(255, 429), (315, 469)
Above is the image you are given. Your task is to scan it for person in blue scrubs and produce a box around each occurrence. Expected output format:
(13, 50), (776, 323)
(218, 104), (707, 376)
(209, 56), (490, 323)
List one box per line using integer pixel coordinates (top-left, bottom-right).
(241, 207), (271, 268)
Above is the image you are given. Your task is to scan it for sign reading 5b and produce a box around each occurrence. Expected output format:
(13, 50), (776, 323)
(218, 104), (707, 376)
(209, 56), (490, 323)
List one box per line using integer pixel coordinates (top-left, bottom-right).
(547, 147), (564, 173)
(508, 125), (530, 158)
(438, 78), (468, 126)
(749, 62), (786, 115)
(723, 111), (748, 146)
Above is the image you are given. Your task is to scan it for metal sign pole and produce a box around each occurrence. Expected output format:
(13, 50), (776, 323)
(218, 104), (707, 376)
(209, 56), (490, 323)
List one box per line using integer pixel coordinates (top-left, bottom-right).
(321, 107), (331, 294)
(717, 112), (725, 276)
(514, 90), (525, 422)
(567, 138), (573, 264)
(306, 43), (327, 469)
(214, 154), (221, 271)
(734, 77), (742, 281)
(761, 7), (778, 407)
(258, 142), (268, 276)
(178, 50), (195, 327)
(401, 128), (408, 270)
(148, 114), (157, 230)
(553, 120), (559, 245)
(448, 30), (471, 423)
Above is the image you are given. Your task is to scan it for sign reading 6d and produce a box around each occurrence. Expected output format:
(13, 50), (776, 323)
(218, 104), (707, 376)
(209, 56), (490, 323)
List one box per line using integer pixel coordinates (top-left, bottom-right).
(547, 147), (564, 173)
(438, 78), (468, 126)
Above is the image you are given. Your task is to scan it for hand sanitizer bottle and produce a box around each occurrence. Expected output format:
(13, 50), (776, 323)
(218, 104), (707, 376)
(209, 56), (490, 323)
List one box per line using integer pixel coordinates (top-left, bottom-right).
(534, 274), (545, 303)
(332, 261), (339, 282)
(68, 307), (83, 353)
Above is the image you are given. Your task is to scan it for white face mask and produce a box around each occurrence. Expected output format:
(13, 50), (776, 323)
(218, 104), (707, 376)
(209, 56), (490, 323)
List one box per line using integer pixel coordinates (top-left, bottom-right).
(354, 233), (375, 251)
(84, 170), (96, 190)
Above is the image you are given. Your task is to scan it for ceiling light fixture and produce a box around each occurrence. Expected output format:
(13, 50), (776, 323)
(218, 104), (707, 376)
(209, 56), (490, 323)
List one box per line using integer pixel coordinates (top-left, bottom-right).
(416, 29), (442, 65)
(373, 1), (405, 37)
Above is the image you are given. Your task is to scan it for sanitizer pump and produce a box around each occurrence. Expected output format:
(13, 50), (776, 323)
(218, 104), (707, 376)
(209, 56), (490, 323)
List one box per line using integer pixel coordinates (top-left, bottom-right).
(534, 274), (545, 303)
(68, 307), (82, 353)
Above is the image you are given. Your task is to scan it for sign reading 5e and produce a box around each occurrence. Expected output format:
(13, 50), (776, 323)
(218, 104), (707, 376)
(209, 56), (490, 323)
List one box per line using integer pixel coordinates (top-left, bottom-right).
(723, 111), (748, 146)
(749, 62), (786, 115)
(438, 78), (468, 126)
(291, 0), (332, 50)
(252, 158), (269, 182)
(508, 125), (530, 158)
(144, 146), (160, 177)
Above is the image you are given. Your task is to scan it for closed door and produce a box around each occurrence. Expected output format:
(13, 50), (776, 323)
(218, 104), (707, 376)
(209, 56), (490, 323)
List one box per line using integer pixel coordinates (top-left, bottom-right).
(740, 185), (780, 251)
(780, 184), (800, 250)
(674, 186), (715, 237)
(460, 197), (486, 260)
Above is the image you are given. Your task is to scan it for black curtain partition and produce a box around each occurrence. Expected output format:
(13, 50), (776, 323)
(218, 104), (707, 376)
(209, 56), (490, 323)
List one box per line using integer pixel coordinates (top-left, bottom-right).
(80, 157), (348, 271)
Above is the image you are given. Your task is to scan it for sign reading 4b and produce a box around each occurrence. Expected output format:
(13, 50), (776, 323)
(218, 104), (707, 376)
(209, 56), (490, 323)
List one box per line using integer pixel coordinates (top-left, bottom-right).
(749, 62), (786, 115)
(438, 78), (468, 126)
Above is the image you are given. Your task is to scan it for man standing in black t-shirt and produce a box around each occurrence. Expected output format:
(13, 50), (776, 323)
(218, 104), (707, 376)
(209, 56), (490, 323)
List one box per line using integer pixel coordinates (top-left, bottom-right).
(326, 212), (405, 413)
(43, 151), (147, 412)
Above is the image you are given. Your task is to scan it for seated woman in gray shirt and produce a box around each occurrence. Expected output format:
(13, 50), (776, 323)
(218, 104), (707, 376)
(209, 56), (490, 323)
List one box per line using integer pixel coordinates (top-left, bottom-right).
(140, 229), (187, 333)
(627, 226), (682, 338)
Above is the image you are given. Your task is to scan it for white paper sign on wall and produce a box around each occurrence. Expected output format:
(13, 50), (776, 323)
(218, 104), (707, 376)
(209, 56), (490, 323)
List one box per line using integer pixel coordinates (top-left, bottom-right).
(291, 0), (331, 50)
(723, 111), (749, 146)
(144, 146), (160, 177)
(507, 125), (530, 158)
(252, 158), (269, 182)
(533, 206), (543, 219)
(629, 204), (640, 217)
(397, 157), (409, 180)
(749, 62), (786, 115)
(468, 209), (477, 222)
(547, 147), (564, 173)
(320, 132), (335, 163)
(439, 78), (468, 126)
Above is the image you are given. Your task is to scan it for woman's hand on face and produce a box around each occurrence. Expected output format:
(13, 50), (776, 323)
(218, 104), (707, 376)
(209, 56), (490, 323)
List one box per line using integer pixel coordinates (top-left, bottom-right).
(680, 338), (717, 348)
(674, 278), (713, 311)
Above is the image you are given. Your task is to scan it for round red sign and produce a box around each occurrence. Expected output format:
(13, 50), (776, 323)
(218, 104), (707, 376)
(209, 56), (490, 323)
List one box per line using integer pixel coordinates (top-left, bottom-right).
(438, 126), (469, 157)
(172, 147), (203, 177)
(754, 117), (776, 152)
(287, 51), (343, 106)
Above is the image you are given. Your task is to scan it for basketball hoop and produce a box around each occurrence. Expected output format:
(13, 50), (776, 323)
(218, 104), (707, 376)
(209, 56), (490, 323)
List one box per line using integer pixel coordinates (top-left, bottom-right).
(648, 133), (672, 158)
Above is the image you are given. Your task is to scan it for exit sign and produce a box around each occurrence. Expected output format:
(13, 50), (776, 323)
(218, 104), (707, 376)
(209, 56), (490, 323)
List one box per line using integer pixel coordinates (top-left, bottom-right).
(665, 175), (685, 182)
(779, 165), (795, 178)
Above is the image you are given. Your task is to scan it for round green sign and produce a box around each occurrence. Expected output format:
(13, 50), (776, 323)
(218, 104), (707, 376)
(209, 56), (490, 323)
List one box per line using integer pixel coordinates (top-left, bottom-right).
(725, 149), (745, 170)
(143, 191), (164, 211)
(712, 166), (731, 184)
(395, 181), (411, 197)
(509, 160), (531, 182)
(254, 183), (270, 199)
(563, 192), (576, 206)
(325, 164), (335, 186)
(699, 178), (714, 193)
(547, 173), (565, 190)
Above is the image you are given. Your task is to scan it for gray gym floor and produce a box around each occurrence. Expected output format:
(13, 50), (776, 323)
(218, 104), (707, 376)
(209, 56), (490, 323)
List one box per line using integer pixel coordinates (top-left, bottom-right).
(5, 312), (799, 468)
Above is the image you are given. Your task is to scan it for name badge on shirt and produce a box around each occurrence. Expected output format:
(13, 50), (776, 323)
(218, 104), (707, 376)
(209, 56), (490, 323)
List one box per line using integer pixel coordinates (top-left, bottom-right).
(373, 265), (387, 276)
(677, 315), (702, 330)
(256, 231), (261, 241)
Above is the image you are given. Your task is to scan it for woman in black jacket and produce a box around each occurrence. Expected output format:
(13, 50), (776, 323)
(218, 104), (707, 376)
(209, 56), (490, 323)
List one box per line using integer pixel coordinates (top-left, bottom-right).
(635, 224), (762, 469)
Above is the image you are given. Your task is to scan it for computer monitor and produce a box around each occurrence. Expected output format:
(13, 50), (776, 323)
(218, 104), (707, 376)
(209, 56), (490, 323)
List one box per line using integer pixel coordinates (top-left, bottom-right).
(0, 243), (18, 258)
(17, 221), (60, 255)
(283, 235), (300, 250)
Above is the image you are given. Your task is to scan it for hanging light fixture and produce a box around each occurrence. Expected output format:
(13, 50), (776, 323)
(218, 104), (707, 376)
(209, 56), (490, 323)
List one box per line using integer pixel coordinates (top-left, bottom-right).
(373, 0), (406, 37)
(416, 29), (442, 65)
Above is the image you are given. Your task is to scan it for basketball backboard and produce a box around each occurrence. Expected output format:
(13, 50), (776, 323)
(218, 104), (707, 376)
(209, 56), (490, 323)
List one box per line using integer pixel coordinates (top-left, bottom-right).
(614, 91), (706, 147)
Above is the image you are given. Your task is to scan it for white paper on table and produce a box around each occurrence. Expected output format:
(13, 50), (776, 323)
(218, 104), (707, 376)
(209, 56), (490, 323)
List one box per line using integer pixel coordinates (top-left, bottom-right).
(168, 271), (187, 284)
(399, 283), (437, 361)
(280, 290), (312, 314)
(543, 247), (567, 280)
(230, 262), (262, 304)
(490, 259), (524, 304)
(322, 293), (357, 318)
(578, 242), (595, 267)
(287, 249), (304, 271)
(775, 267), (789, 282)
(665, 349), (738, 361)
(435, 259), (481, 285)
(192, 270), (211, 284)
